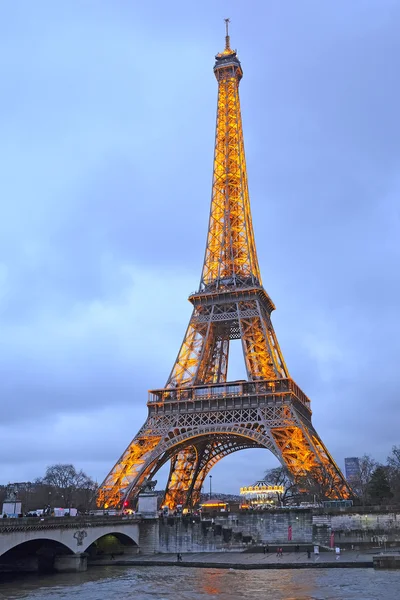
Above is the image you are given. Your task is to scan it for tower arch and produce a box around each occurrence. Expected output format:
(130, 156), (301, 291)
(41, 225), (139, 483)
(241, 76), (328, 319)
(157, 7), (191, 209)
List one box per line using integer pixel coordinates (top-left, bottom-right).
(120, 428), (279, 509)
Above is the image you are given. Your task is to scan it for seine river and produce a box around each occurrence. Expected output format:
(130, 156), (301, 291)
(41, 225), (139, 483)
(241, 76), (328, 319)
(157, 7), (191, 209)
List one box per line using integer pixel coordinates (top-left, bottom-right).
(1, 566), (400, 600)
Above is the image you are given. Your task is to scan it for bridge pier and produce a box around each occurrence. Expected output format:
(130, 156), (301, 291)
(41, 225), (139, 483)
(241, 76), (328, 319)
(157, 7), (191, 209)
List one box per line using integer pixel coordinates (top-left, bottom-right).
(139, 519), (159, 554)
(121, 545), (140, 556)
(54, 552), (87, 573)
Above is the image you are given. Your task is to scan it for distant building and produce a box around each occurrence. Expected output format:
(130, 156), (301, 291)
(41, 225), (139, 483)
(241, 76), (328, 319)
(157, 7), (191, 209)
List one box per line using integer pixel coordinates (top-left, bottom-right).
(345, 457), (360, 482)
(4, 482), (33, 491)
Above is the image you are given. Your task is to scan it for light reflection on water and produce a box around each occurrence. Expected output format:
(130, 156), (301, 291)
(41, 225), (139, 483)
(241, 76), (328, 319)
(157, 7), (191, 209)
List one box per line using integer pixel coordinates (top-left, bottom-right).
(1, 566), (400, 600)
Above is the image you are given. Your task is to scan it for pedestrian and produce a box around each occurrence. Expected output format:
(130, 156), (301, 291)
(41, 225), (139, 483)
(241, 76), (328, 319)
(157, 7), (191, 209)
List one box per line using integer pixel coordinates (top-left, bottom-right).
(280, 547), (283, 557)
(263, 545), (266, 554)
(266, 544), (269, 553)
(276, 547), (280, 557)
(307, 549), (311, 559)
(177, 552), (180, 562)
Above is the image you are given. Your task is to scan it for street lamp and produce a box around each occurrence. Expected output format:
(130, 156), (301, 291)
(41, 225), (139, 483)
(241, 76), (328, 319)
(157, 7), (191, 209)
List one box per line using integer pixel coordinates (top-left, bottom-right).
(209, 475), (212, 500)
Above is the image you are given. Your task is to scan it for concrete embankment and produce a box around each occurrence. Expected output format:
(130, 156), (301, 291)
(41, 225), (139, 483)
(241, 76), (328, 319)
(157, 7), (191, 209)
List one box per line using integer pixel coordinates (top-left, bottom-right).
(373, 554), (400, 569)
(89, 551), (374, 570)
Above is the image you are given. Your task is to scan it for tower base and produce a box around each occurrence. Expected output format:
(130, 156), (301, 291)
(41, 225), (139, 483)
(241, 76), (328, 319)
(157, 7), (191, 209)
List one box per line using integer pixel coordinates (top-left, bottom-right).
(98, 378), (351, 509)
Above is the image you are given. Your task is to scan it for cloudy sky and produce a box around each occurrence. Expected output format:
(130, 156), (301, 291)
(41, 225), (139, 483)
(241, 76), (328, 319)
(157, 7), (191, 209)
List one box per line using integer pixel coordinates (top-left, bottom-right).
(1, 1), (399, 494)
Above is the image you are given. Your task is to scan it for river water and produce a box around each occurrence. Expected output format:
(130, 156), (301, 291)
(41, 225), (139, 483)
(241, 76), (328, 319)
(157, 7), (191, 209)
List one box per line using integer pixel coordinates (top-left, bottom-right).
(1, 566), (400, 600)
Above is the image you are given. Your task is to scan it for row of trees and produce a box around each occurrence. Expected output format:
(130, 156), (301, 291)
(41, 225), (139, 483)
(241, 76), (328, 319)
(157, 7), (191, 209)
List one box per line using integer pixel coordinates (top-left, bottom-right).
(0, 464), (98, 514)
(351, 447), (400, 505)
(264, 446), (400, 506)
(2, 448), (399, 513)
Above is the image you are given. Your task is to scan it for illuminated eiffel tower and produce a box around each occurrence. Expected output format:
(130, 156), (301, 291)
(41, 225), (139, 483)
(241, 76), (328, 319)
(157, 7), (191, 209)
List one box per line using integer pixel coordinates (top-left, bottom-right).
(98, 22), (351, 510)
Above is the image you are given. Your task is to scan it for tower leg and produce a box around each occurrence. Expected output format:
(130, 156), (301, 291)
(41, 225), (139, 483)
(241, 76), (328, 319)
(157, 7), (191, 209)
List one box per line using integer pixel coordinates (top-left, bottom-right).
(271, 422), (349, 498)
(97, 421), (162, 509)
(163, 446), (198, 509)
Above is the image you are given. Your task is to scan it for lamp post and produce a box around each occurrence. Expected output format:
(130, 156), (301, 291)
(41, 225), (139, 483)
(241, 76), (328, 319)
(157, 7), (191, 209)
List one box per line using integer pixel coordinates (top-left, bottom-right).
(209, 475), (212, 500)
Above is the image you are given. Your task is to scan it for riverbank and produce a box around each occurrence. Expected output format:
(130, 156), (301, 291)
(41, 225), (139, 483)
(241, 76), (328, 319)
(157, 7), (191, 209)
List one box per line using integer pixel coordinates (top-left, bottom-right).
(89, 550), (374, 569)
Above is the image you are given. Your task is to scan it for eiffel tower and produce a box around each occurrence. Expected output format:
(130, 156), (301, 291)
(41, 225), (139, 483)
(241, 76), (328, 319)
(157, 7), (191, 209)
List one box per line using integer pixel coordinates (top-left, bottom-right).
(98, 22), (351, 510)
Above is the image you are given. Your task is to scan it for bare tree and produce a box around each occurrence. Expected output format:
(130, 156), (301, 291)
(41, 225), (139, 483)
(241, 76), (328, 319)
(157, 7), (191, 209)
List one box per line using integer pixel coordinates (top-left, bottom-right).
(37, 464), (97, 511)
(387, 446), (400, 470)
(264, 467), (297, 505)
(387, 446), (400, 503)
(351, 454), (378, 505)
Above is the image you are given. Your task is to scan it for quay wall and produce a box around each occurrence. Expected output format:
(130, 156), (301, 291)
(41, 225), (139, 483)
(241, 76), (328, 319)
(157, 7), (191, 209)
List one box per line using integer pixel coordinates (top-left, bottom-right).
(314, 511), (400, 548)
(156, 509), (400, 553)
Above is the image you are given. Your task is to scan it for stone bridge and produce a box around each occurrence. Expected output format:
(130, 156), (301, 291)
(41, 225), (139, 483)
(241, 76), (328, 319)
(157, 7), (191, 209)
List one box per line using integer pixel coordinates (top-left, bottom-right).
(0, 516), (143, 572)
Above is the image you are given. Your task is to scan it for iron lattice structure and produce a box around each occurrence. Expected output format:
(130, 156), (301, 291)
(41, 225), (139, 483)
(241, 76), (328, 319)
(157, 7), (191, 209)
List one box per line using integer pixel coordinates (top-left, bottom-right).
(98, 26), (351, 510)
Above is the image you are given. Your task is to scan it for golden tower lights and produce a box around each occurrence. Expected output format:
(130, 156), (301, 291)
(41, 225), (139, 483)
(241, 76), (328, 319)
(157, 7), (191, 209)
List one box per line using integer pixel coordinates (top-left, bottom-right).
(97, 23), (351, 510)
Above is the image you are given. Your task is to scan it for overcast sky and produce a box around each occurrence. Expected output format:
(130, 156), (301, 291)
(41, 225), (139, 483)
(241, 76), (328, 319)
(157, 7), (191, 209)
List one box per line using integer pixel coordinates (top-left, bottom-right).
(1, 1), (399, 495)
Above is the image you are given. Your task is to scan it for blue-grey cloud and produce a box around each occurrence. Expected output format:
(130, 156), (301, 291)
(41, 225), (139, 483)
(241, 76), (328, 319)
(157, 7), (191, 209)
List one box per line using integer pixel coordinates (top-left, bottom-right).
(1, 1), (399, 493)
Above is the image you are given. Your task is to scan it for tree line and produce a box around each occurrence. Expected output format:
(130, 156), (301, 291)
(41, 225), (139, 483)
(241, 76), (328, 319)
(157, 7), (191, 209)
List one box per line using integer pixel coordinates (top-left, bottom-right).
(1, 447), (400, 514)
(264, 446), (400, 505)
(0, 464), (98, 515)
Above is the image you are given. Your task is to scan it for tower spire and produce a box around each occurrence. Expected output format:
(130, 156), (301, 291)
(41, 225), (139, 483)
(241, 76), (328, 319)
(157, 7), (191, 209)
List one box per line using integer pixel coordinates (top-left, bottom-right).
(224, 17), (231, 51)
(165, 37), (287, 388)
(203, 26), (259, 291)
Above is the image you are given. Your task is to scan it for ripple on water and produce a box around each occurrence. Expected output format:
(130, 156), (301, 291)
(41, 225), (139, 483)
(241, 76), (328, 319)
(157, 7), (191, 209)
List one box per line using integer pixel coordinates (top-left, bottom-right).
(1, 566), (400, 600)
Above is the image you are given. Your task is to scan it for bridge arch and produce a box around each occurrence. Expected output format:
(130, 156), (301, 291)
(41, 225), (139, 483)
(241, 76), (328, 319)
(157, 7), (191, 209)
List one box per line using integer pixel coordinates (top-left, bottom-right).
(0, 531), (76, 559)
(84, 531), (139, 558)
(0, 537), (73, 573)
(0, 537), (73, 559)
(0, 521), (140, 562)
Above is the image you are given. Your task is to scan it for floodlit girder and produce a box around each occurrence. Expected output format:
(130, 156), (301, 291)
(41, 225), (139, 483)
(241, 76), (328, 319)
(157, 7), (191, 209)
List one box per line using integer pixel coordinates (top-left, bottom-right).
(166, 293), (289, 387)
(98, 377), (351, 508)
(98, 27), (351, 511)
(201, 51), (261, 291)
(164, 39), (287, 389)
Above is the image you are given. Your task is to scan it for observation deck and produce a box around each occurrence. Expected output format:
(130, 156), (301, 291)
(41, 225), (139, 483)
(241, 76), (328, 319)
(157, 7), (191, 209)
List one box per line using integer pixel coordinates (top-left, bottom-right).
(148, 378), (311, 420)
(189, 285), (276, 313)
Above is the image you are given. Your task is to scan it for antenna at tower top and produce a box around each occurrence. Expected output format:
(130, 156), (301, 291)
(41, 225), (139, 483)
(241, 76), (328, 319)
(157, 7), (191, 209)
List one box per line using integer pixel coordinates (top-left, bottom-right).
(224, 17), (231, 51)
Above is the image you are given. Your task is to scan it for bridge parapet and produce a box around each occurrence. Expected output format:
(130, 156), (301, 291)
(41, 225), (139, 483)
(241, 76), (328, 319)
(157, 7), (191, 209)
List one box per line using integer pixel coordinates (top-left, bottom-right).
(0, 515), (140, 535)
